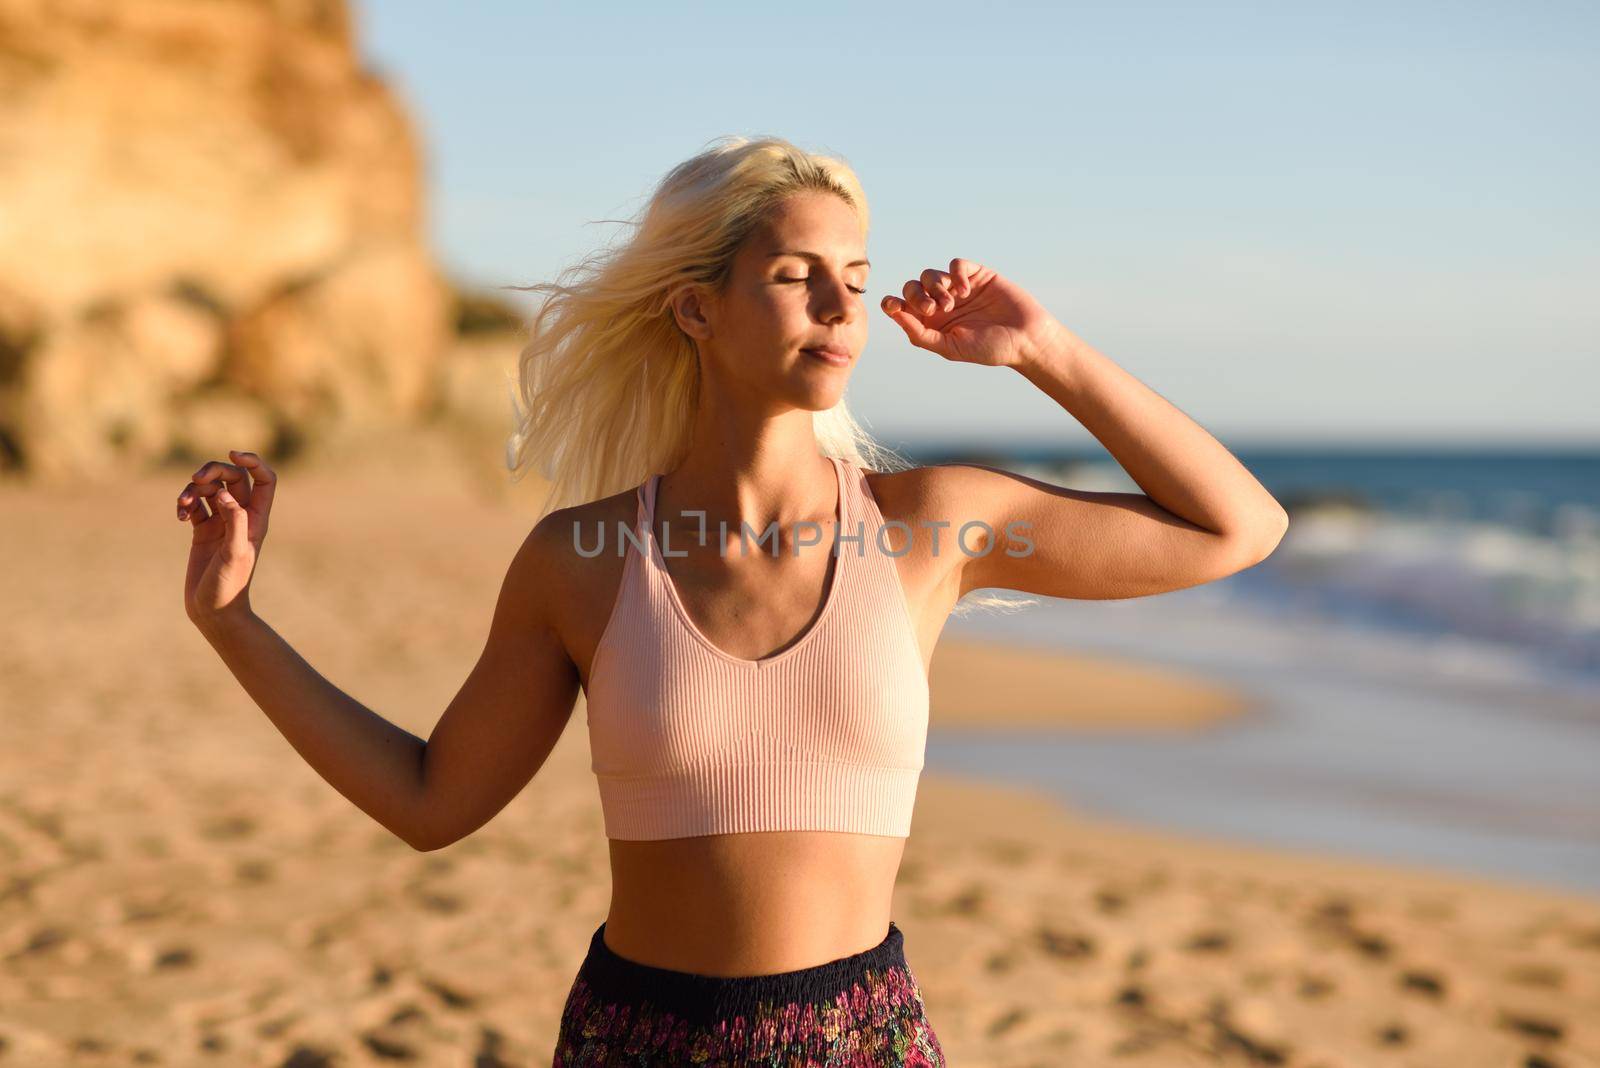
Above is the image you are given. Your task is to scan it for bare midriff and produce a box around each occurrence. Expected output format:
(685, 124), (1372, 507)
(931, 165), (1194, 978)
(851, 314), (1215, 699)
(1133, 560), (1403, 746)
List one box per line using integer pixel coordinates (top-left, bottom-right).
(602, 831), (907, 977)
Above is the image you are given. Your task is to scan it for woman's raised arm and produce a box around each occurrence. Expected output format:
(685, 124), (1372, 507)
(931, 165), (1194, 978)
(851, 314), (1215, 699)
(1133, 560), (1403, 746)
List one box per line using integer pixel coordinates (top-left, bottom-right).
(177, 452), (580, 852)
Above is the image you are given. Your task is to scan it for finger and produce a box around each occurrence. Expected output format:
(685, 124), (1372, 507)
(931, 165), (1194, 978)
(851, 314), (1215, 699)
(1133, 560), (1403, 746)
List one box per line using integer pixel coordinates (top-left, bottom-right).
(228, 450), (276, 517)
(210, 482), (252, 552)
(178, 478), (224, 513)
(192, 460), (251, 508)
(948, 258), (983, 298)
(900, 280), (937, 317)
(185, 494), (215, 527)
(919, 268), (955, 311)
(176, 479), (223, 518)
(880, 296), (944, 350)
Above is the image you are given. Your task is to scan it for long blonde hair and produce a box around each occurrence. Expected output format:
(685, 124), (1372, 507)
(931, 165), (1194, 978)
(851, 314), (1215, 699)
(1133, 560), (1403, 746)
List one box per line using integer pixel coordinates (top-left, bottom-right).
(502, 135), (1032, 615)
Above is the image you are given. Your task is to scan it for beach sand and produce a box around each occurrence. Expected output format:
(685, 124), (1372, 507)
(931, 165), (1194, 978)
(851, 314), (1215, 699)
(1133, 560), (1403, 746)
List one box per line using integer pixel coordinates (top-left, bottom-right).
(2, 428), (1596, 1066)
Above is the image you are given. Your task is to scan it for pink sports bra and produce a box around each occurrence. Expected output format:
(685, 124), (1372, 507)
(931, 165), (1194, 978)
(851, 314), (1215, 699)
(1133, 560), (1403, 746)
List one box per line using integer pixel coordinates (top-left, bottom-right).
(583, 455), (930, 840)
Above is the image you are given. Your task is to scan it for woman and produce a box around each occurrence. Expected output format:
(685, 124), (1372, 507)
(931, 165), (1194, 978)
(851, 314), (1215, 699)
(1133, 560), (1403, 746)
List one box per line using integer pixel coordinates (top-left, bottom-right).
(176, 135), (1288, 1064)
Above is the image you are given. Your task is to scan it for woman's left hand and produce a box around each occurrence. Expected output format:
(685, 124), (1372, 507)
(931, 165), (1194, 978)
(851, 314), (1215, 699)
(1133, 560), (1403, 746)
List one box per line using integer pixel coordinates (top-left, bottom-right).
(880, 258), (1066, 370)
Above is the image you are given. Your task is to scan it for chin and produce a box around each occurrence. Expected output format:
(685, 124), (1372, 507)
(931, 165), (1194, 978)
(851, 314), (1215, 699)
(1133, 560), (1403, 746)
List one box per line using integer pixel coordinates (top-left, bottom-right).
(784, 383), (847, 412)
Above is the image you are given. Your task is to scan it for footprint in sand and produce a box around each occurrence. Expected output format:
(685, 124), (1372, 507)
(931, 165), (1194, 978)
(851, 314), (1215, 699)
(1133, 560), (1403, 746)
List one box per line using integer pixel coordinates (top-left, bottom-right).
(1182, 929), (1233, 953)
(153, 945), (197, 970)
(1310, 896), (1355, 924)
(1113, 983), (1147, 1009)
(233, 857), (275, 883)
(986, 1006), (1030, 1037)
(1036, 926), (1096, 960)
(1398, 969), (1446, 998)
(361, 1031), (417, 1059)
(408, 886), (466, 914)
(475, 1026), (515, 1068)
(119, 897), (181, 923)
(198, 814), (257, 841)
(7, 924), (68, 959)
(1296, 973), (1337, 1000)
(421, 976), (476, 1010)
(1374, 1022), (1408, 1046)
(1497, 1010), (1564, 1043)
(1348, 929), (1392, 960)
(1207, 1001), (1290, 1065)
(941, 883), (988, 916)
(1094, 887), (1128, 914)
(1504, 963), (1565, 989)
(1567, 924), (1600, 951)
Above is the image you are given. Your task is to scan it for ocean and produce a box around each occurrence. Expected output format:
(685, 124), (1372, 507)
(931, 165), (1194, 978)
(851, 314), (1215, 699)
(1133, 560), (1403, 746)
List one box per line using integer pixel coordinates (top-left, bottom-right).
(902, 443), (1600, 682)
(901, 443), (1600, 895)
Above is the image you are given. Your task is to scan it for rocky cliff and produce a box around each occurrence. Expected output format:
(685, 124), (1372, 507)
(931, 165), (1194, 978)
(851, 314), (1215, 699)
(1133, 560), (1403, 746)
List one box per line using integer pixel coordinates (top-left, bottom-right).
(0, 0), (463, 480)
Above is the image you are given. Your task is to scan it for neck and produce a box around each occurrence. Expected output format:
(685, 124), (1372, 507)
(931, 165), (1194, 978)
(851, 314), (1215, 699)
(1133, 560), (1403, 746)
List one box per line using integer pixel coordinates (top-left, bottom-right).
(662, 398), (837, 537)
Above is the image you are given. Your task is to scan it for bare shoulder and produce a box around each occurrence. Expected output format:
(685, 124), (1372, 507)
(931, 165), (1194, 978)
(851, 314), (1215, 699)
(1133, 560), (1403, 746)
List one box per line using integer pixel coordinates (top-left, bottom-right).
(860, 465), (926, 524)
(856, 463), (1016, 640)
(514, 485), (640, 670)
(861, 462), (1010, 533)
(522, 486), (639, 598)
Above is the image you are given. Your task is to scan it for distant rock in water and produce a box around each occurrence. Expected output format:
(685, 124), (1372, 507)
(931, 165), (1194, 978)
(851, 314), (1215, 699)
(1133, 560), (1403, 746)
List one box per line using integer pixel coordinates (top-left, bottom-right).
(0, 0), (463, 480)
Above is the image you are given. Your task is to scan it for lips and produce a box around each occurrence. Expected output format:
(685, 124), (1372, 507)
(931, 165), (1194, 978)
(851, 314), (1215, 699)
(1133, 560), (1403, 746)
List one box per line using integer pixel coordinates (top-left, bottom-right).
(803, 346), (852, 366)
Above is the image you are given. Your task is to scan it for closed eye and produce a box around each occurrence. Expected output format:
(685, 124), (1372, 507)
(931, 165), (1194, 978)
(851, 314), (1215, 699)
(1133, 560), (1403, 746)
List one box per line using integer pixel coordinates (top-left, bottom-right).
(778, 276), (868, 295)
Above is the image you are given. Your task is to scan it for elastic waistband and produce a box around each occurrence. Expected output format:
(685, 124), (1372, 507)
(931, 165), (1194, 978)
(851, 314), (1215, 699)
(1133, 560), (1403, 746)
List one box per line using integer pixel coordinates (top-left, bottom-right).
(576, 921), (907, 1027)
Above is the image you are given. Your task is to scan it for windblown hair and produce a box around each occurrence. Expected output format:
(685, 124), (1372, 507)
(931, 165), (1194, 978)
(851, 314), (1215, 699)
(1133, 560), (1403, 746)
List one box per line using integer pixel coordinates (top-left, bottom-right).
(501, 134), (1031, 615)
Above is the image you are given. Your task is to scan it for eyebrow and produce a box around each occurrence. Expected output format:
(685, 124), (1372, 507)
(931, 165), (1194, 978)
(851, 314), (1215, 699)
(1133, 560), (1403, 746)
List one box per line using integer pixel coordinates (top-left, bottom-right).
(766, 249), (871, 269)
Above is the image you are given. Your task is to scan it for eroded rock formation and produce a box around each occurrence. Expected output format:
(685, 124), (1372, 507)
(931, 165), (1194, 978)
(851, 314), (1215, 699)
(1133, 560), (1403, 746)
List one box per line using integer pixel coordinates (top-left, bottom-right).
(0, 0), (455, 479)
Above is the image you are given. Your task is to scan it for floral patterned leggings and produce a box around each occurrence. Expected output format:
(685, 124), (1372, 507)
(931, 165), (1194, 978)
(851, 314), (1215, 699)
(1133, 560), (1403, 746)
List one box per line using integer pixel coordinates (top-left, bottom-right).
(551, 920), (948, 1066)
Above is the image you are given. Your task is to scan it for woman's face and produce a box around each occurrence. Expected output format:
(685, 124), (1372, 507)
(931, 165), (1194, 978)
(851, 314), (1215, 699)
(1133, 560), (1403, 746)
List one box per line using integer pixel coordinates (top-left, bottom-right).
(680, 190), (870, 412)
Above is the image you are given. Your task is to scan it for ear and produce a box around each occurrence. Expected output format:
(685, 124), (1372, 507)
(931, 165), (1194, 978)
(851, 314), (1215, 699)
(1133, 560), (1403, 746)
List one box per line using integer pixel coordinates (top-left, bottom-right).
(669, 283), (714, 342)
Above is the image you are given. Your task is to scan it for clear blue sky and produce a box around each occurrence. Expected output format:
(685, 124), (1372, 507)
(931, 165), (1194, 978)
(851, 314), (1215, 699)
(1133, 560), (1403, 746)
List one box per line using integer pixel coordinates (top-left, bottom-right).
(354, 1), (1597, 447)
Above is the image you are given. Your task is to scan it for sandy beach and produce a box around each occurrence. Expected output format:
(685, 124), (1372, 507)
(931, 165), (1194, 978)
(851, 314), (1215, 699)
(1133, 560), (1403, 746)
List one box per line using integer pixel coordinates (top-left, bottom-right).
(2, 428), (1596, 1067)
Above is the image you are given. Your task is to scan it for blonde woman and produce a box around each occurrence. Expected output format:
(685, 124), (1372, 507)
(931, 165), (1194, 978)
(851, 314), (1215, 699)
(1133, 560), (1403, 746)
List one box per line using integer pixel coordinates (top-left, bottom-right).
(176, 135), (1288, 1064)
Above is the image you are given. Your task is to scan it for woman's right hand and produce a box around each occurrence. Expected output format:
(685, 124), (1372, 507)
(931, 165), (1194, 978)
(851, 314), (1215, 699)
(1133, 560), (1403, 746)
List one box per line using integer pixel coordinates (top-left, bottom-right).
(177, 449), (277, 632)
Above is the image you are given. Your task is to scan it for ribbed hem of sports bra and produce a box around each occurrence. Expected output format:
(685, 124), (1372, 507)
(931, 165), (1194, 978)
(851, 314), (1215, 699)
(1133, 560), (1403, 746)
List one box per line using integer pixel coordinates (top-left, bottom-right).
(595, 760), (924, 840)
(592, 757), (925, 782)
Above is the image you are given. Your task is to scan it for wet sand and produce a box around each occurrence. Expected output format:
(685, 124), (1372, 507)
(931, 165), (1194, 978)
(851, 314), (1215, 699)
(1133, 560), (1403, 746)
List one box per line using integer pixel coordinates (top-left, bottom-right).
(1, 427), (1595, 1065)
(929, 638), (1255, 732)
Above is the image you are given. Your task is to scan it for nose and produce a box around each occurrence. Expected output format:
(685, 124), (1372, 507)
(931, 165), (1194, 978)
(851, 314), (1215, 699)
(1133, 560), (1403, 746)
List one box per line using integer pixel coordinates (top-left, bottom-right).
(814, 275), (857, 325)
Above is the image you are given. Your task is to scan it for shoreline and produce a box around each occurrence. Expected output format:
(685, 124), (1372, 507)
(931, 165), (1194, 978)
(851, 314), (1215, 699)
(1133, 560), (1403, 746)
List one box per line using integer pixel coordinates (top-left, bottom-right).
(930, 635), (1259, 732)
